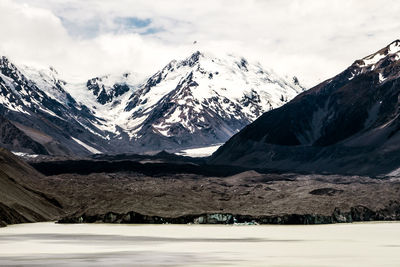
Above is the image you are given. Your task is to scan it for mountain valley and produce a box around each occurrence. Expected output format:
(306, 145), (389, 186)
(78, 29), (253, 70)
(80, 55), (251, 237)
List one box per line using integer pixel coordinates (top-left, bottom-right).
(1, 41), (400, 227)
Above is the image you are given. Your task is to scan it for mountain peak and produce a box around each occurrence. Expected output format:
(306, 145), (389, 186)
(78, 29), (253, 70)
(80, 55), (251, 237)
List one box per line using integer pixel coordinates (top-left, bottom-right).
(378, 39), (400, 56)
(180, 51), (203, 67)
(121, 49), (304, 147)
(386, 39), (400, 54)
(389, 39), (400, 46)
(0, 56), (13, 69)
(345, 40), (400, 83)
(358, 40), (400, 67)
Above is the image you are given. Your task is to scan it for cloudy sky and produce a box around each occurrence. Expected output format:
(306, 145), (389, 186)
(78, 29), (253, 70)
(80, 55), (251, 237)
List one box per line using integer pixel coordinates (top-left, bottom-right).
(1, 0), (400, 86)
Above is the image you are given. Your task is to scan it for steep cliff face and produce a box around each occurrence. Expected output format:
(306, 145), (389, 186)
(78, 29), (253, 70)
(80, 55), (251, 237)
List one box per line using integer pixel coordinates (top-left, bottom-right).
(211, 40), (400, 176)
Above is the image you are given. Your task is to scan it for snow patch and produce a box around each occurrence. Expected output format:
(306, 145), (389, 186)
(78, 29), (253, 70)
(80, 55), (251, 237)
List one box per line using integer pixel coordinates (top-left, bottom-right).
(388, 42), (400, 54)
(176, 144), (222, 157)
(361, 53), (386, 66)
(379, 73), (387, 83)
(11, 151), (39, 158)
(71, 137), (101, 154)
(387, 167), (400, 177)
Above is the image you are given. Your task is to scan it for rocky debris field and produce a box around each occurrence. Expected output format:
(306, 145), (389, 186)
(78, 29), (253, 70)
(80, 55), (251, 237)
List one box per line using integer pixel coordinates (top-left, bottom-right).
(28, 160), (400, 225)
(2, 148), (400, 227)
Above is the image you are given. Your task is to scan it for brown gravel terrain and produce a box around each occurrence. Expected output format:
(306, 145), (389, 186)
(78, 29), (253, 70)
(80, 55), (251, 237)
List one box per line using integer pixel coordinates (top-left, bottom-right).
(2, 148), (400, 226)
(39, 170), (400, 220)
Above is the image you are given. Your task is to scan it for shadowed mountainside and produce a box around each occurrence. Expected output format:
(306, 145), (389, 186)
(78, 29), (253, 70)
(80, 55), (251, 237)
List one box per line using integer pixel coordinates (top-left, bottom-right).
(211, 40), (400, 176)
(0, 116), (48, 155)
(0, 148), (62, 227)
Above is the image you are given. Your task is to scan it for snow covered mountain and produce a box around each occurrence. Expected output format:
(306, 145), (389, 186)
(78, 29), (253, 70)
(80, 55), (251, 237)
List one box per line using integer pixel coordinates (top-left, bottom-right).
(0, 51), (304, 155)
(117, 51), (304, 152)
(0, 56), (109, 155)
(211, 40), (400, 176)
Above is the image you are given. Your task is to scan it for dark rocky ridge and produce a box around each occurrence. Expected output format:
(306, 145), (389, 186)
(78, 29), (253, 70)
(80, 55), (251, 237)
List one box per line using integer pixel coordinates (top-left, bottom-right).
(28, 151), (248, 177)
(211, 40), (400, 176)
(86, 76), (130, 104)
(30, 160), (248, 177)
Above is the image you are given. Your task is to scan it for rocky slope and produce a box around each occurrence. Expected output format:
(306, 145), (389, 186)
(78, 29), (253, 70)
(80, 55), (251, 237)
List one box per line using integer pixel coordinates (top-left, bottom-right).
(0, 148), (62, 227)
(24, 161), (400, 225)
(0, 52), (303, 155)
(211, 40), (400, 176)
(0, 115), (48, 154)
(1, 149), (399, 226)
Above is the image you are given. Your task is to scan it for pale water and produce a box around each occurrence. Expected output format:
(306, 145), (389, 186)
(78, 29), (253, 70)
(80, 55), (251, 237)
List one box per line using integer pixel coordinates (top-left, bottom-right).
(0, 222), (399, 266)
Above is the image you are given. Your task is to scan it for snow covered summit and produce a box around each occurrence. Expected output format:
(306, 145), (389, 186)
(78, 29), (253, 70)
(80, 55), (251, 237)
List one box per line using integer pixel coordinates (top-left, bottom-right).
(116, 51), (304, 152)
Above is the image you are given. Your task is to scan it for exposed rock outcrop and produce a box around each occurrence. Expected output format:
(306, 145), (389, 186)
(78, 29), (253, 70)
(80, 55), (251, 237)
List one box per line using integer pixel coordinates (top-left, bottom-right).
(59, 202), (400, 225)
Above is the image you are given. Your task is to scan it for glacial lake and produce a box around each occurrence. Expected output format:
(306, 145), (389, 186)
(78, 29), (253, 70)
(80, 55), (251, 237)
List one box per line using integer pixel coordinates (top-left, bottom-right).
(0, 222), (399, 266)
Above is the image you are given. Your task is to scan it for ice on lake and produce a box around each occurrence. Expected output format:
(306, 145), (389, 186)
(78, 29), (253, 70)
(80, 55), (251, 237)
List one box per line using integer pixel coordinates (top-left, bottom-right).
(0, 222), (400, 266)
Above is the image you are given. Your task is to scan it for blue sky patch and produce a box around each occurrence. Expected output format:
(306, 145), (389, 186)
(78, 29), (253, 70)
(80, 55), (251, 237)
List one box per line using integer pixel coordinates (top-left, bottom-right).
(114, 17), (152, 28)
(142, 27), (164, 35)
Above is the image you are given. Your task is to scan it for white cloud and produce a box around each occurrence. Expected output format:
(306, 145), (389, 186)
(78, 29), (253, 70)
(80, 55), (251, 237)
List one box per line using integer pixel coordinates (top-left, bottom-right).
(2, 0), (400, 86)
(0, 0), (189, 79)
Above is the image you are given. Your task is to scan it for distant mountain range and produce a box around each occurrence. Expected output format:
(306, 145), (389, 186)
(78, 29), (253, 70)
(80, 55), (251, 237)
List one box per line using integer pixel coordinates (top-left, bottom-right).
(211, 40), (400, 176)
(0, 51), (303, 155)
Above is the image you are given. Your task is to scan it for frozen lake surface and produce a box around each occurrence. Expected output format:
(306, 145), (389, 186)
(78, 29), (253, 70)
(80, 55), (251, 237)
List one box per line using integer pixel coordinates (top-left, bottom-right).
(0, 222), (399, 266)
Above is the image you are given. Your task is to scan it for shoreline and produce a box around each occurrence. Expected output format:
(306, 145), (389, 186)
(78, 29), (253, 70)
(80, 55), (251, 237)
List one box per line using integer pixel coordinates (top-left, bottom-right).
(58, 203), (400, 225)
